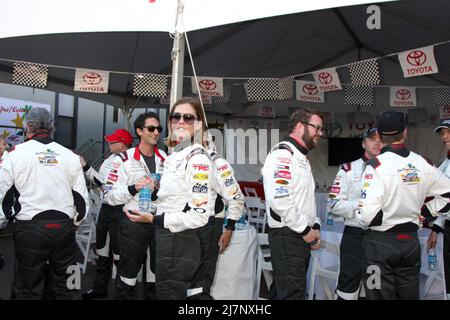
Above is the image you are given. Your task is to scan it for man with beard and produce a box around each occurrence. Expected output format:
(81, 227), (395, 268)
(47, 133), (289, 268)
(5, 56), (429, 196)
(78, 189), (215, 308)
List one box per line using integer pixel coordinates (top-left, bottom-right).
(262, 108), (323, 300)
(427, 118), (450, 300)
(328, 127), (381, 300)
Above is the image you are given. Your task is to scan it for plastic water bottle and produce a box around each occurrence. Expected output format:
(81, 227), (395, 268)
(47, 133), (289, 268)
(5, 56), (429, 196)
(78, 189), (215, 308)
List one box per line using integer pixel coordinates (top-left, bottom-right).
(139, 185), (151, 212)
(428, 248), (437, 271)
(326, 212), (334, 228)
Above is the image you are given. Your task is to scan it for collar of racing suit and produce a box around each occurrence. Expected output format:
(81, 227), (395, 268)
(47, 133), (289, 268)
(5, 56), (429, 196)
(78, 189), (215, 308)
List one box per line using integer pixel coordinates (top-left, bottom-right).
(380, 143), (410, 158)
(171, 138), (192, 154)
(30, 134), (53, 144)
(285, 136), (308, 155)
(133, 145), (165, 162)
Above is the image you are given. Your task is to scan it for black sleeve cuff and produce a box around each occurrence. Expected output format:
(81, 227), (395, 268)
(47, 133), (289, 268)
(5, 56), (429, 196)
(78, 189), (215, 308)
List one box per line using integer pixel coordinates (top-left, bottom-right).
(312, 223), (321, 231)
(226, 219), (236, 231)
(432, 224), (444, 234)
(300, 225), (311, 236)
(128, 185), (138, 196)
(82, 164), (91, 172)
(153, 213), (165, 227)
(151, 189), (159, 201)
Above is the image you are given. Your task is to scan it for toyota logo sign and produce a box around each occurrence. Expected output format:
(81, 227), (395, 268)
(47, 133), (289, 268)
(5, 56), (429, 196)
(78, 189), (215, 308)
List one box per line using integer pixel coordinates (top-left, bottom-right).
(396, 89), (411, 100)
(83, 72), (102, 85)
(199, 79), (217, 91)
(407, 50), (427, 66)
(303, 84), (318, 95)
(318, 72), (332, 84)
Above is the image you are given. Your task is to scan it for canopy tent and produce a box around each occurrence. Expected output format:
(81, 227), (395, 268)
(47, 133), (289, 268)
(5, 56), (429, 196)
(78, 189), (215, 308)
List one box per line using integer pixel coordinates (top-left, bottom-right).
(0, 0), (413, 109)
(0, 0), (449, 183)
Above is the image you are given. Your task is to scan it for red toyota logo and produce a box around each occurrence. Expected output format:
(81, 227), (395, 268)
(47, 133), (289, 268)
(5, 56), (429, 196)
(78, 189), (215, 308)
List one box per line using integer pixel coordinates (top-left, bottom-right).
(199, 79), (217, 91)
(83, 72), (102, 85)
(303, 84), (318, 95)
(396, 89), (411, 100)
(318, 72), (332, 84)
(262, 105), (272, 113)
(406, 50), (427, 66)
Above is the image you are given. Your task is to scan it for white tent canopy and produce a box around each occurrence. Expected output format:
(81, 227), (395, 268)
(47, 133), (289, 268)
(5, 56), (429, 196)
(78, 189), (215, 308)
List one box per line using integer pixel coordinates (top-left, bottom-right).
(0, 0), (395, 38)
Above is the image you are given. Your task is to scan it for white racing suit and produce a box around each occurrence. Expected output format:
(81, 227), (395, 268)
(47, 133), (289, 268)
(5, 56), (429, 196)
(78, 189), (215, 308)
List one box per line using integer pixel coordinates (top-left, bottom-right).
(104, 146), (166, 299)
(262, 136), (320, 299)
(328, 156), (368, 300)
(187, 150), (245, 299)
(0, 136), (89, 299)
(356, 144), (450, 300)
(82, 153), (122, 297)
(152, 142), (213, 299)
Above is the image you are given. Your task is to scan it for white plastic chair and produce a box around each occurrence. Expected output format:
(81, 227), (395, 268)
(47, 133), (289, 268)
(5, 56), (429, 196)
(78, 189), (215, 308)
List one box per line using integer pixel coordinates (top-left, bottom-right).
(307, 239), (340, 300)
(419, 236), (447, 300)
(76, 190), (100, 273)
(244, 196), (267, 233)
(255, 233), (273, 299)
(244, 187), (259, 198)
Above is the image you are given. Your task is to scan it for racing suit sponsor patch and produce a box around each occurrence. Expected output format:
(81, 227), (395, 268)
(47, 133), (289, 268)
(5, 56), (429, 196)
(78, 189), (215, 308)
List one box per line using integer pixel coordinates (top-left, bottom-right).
(224, 177), (235, 187)
(192, 164), (209, 171)
(274, 170), (291, 179)
(275, 179), (289, 185)
(193, 173), (208, 180)
(192, 182), (208, 193)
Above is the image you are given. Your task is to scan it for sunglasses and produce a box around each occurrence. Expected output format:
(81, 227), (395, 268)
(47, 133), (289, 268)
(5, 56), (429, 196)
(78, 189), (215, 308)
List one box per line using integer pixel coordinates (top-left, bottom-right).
(170, 112), (198, 125)
(142, 125), (163, 133)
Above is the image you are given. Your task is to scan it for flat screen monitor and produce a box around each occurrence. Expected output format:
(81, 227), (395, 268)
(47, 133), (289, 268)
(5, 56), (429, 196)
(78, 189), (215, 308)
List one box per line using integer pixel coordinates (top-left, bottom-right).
(328, 137), (364, 166)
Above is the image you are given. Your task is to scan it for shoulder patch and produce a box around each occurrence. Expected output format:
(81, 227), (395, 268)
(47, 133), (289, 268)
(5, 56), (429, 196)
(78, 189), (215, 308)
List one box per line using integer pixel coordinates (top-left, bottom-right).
(366, 157), (381, 169)
(275, 143), (294, 155)
(340, 162), (352, 172)
(118, 152), (129, 162)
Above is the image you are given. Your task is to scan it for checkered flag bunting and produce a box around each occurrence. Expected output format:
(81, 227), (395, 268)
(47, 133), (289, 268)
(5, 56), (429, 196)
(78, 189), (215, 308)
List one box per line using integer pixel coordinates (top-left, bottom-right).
(345, 85), (374, 106)
(348, 59), (380, 86)
(247, 77), (294, 101)
(278, 76), (294, 100)
(133, 74), (168, 97)
(12, 62), (48, 88)
(433, 87), (450, 107)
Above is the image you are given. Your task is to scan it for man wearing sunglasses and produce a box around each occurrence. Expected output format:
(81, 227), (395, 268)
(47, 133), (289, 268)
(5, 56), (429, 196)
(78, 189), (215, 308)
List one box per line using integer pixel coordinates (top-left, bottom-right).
(327, 127), (381, 300)
(81, 128), (133, 300)
(262, 108), (323, 300)
(104, 112), (167, 300)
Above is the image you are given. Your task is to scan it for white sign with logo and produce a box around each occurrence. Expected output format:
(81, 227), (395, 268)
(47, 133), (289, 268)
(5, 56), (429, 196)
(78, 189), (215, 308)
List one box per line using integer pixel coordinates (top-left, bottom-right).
(259, 105), (276, 118)
(0, 97), (51, 145)
(295, 80), (324, 103)
(74, 68), (110, 93)
(440, 106), (450, 119)
(389, 86), (417, 107)
(312, 68), (342, 92)
(191, 77), (224, 100)
(398, 45), (438, 78)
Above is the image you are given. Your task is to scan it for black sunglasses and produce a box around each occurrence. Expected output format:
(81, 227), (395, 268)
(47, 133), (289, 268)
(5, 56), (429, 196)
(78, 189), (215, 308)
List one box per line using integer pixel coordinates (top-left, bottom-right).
(142, 125), (163, 133)
(170, 112), (198, 125)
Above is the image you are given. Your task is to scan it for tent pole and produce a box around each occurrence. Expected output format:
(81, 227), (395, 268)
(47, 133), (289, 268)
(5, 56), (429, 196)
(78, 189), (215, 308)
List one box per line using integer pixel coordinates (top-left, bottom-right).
(169, 31), (185, 109)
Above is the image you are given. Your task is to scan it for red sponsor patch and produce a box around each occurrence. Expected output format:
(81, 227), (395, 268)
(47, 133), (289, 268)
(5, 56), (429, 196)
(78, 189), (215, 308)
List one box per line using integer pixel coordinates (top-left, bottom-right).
(330, 186), (341, 194)
(217, 164), (229, 171)
(192, 164), (209, 171)
(274, 170), (291, 179)
(108, 174), (118, 182)
(364, 174), (373, 180)
(45, 223), (61, 229)
(396, 234), (412, 240)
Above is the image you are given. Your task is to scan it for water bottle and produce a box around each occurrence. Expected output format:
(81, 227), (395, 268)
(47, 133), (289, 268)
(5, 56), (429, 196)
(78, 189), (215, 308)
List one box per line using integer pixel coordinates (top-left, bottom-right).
(139, 184), (151, 212)
(326, 211), (334, 228)
(428, 248), (437, 271)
